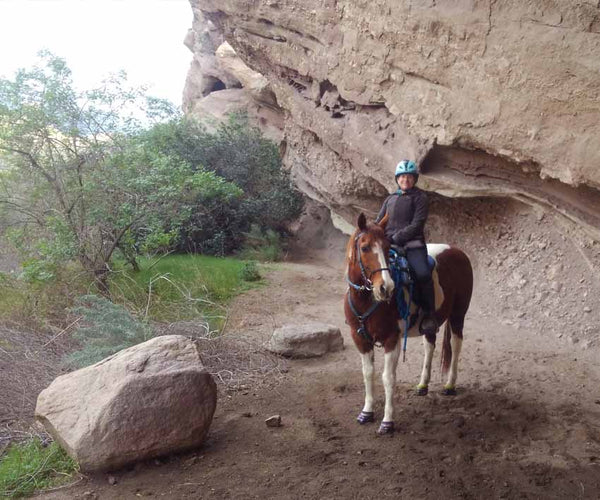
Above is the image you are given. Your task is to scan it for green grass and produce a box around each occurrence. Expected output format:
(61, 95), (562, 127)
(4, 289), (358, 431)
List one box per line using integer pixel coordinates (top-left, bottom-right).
(109, 254), (263, 324)
(0, 440), (78, 498)
(0, 254), (263, 328)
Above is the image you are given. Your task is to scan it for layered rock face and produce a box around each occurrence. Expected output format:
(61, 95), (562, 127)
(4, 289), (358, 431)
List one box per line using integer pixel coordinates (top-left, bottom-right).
(183, 5), (283, 141)
(186, 0), (600, 238)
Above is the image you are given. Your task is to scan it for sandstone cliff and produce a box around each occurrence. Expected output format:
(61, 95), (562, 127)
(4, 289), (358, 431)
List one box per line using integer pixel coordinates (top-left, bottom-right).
(185, 0), (600, 238)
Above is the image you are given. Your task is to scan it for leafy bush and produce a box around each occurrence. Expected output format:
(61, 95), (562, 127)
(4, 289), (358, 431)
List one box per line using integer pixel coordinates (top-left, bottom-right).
(0, 439), (78, 498)
(66, 294), (154, 368)
(239, 261), (261, 282)
(239, 224), (284, 262)
(136, 113), (304, 256)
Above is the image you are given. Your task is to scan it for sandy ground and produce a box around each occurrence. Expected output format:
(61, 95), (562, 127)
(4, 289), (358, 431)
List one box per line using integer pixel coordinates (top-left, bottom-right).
(38, 254), (600, 500)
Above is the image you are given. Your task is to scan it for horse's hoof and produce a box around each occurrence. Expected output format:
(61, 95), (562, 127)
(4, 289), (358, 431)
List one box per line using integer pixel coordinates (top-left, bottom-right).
(442, 386), (457, 396)
(416, 385), (429, 396)
(377, 421), (395, 435)
(356, 411), (375, 424)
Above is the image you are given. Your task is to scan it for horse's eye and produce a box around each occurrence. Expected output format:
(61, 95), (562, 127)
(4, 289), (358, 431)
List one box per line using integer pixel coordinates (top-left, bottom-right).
(361, 245), (370, 252)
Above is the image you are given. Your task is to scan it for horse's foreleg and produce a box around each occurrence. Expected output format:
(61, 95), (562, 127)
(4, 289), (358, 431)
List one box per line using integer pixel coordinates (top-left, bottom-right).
(379, 342), (400, 434)
(416, 336), (435, 395)
(443, 330), (463, 395)
(357, 350), (375, 424)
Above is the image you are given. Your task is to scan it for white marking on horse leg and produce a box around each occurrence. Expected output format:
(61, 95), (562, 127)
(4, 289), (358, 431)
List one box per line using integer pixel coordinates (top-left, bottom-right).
(418, 336), (435, 388)
(382, 343), (400, 422)
(360, 350), (375, 413)
(446, 331), (463, 388)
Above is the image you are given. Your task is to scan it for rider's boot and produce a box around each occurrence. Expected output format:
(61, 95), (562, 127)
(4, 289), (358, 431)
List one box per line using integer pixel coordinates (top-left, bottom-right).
(419, 279), (438, 336)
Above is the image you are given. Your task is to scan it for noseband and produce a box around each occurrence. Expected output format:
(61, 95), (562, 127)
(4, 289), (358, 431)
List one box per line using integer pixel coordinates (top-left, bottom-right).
(346, 232), (391, 292)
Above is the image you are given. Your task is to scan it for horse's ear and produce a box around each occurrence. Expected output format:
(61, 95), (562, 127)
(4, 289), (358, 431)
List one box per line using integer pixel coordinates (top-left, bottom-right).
(357, 213), (367, 231)
(378, 212), (389, 229)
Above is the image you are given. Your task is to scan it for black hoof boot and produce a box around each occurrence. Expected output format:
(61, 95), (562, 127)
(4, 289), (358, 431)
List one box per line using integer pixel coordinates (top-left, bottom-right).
(416, 385), (429, 396)
(357, 411), (375, 424)
(377, 421), (395, 435)
(442, 386), (457, 396)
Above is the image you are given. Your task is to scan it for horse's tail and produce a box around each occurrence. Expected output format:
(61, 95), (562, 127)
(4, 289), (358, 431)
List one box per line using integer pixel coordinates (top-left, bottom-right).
(440, 321), (452, 377)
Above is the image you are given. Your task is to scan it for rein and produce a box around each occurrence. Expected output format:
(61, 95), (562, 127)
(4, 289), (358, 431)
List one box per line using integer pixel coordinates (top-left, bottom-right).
(346, 231), (391, 347)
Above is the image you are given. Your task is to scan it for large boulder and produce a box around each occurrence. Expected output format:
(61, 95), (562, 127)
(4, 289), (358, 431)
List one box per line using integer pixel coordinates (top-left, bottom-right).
(35, 335), (217, 472)
(266, 322), (343, 358)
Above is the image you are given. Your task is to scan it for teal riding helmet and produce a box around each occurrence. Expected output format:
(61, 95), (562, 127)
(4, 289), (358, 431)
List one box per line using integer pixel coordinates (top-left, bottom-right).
(395, 160), (418, 179)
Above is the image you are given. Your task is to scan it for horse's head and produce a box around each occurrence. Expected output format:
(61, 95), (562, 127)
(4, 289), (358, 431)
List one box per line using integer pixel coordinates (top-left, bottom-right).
(346, 212), (395, 302)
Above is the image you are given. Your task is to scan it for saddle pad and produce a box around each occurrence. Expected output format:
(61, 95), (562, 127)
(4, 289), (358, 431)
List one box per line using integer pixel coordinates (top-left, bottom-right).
(428, 255), (436, 270)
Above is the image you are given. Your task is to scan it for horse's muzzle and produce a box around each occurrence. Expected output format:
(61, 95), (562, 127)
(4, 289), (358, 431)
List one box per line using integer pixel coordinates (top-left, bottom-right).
(373, 281), (395, 302)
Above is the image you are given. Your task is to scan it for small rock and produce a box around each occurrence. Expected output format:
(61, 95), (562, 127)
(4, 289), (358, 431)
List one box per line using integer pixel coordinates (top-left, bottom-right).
(107, 475), (117, 486)
(266, 322), (343, 358)
(265, 415), (282, 427)
(583, 306), (592, 313)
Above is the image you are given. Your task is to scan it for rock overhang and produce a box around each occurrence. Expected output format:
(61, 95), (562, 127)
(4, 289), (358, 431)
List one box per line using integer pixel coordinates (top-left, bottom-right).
(185, 0), (600, 239)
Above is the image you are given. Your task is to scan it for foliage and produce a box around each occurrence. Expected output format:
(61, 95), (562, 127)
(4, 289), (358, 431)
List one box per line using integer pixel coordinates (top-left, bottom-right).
(0, 54), (301, 301)
(66, 294), (154, 368)
(109, 254), (258, 324)
(239, 223), (284, 262)
(0, 52), (181, 291)
(239, 261), (262, 282)
(134, 113), (304, 255)
(0, 439), (78, 498)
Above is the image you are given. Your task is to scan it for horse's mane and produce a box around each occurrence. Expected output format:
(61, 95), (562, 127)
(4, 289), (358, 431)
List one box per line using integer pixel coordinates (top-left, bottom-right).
(345, 229), (359, 267)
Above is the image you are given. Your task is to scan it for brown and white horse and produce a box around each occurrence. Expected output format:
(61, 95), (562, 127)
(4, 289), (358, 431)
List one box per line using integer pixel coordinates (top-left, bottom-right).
(344, 213), (473, 434)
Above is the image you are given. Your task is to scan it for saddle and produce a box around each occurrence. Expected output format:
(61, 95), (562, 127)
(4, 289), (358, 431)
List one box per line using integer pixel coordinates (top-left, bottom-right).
(389, 245), (435, 323)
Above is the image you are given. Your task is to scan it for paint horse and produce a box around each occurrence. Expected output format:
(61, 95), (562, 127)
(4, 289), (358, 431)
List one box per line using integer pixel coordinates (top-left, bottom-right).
(344, 213), (473, 434)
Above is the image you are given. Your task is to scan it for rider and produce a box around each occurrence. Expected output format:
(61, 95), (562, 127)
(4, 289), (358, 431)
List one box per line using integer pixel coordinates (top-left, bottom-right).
(375, 160), (438, 336)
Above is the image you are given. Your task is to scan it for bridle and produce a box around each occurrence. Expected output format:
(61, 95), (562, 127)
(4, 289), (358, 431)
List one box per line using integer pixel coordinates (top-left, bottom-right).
(346, 230), (392, 346)
(346, 232), (391, 292)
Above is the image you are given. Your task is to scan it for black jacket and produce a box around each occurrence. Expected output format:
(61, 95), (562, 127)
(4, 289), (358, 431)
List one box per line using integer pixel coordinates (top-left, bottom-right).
(375, 187), (428, 247)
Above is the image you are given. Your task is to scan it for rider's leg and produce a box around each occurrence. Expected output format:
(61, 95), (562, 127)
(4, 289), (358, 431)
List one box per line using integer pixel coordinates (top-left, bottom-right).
(406, 246), (438, 335)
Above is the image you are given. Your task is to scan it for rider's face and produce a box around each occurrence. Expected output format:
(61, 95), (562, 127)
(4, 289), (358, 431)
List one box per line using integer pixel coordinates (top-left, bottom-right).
(396, 174), (416, 191)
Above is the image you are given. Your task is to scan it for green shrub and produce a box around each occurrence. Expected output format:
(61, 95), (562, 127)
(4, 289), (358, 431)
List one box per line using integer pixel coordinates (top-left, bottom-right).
(239, 224), (284, 262)
(0, 439), (78, 498)
(66, 294), (154, 368)
(139, 113), (304, 256)
(239, 261), (261, 282)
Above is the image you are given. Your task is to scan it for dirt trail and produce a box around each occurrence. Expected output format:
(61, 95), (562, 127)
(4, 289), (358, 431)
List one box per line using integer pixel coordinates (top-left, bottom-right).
(41, 256), (600, 500)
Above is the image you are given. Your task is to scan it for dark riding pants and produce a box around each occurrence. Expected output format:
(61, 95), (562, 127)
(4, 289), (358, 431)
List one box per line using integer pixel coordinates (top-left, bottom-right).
(406, 246), (435, 313)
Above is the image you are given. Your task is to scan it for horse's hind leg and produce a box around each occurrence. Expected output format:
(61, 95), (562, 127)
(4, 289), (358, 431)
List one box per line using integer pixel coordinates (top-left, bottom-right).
(357, 350), (375, 424)
(379, 341), (400, 434)
(444, 326), (463, 395)
(416, 335), (435, 396)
